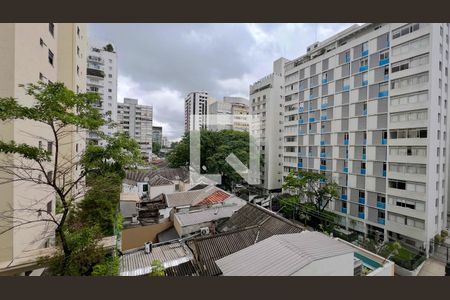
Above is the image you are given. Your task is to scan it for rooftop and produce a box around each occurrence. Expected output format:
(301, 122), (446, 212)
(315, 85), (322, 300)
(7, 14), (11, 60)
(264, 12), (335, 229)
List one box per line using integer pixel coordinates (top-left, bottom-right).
(175, 205), (242, 227)
(120, 192), (140, 202)
(125, 167), (189, 185)
(165, 186), (232, 208)
(215, 232), (354, 276)
(120, 241), (195, 276)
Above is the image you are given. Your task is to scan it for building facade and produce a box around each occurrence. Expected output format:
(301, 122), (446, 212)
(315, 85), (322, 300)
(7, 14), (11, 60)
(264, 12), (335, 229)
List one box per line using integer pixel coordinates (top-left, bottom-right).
(184, 91), (208, 133)
(250, 58), (287, 192)
(152, 126), (162, 146)
(86, 40), (118, 146)
(0, 23), (87, 263)
(117, 98), (153, 162)
(208, 97), (250, 132)
(282, 23), (449, 252)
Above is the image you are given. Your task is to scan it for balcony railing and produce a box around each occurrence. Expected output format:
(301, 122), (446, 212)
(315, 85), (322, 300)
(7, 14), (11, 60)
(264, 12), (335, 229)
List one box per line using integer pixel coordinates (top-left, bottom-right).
(381, 138), (387, 145)
(359, 65), (368, 72)
(377, 218), (385, 225)
(379, 58), (389, 66)
(343, 139), (349, 145)
(321, 103), (328, 109)
(343, 85), (350, 91)
(359, 197), (365, 204)
(321, 115), (328, 121)
(343, 167), (348, 173)
(341, 194), (348, 200)
(341, 207), (348, 213)
(309, 117), (316, 123)
(378, 90), (388, 98)
(358, 212), (365, 219)
(320, 165), (327, 171)
(361, 50), (369, 57)
(376, 201), (386, 209)
(360, 168), (366, 175)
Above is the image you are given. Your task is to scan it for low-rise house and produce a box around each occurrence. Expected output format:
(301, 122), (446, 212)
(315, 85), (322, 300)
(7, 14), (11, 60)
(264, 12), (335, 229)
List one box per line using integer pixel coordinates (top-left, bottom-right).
(120, 192), (141, 223)
(123, 168), (191, 199)
(119, 240), (197, 276)
(173, 205), (243, 238)
(215, 232), (355, 276)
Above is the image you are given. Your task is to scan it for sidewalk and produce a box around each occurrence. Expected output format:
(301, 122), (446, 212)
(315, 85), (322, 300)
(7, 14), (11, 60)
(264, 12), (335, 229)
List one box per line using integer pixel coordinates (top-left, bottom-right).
(417, 257), (445, 276)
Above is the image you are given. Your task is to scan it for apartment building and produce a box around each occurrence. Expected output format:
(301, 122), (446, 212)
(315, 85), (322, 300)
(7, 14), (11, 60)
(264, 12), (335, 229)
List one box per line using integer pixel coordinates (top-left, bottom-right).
(152, 126), (163, 146)
(184, 91), (208, 133)
(117, 98), (153, 162)
(208, 96), (250, 132)
(0, 23), (87, 263)
(250, 58), (288, 192)
(86, 40), (118, 146)
(282, 23), (449, 253)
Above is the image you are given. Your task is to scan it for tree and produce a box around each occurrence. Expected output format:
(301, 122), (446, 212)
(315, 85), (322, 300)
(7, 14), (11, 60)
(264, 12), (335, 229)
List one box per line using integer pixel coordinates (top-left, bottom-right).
(103, 44), (115, 53)
(152, 142), (161, 155)
(167, 130), (250, 190)
(282, 170), (338, 213)
(149, 260), (166, 276)
(0, 82), (141, 271)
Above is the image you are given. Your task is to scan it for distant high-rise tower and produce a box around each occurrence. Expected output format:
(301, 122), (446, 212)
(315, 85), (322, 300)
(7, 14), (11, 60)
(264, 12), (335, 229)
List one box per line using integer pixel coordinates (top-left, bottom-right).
(184, 91), (208, 133)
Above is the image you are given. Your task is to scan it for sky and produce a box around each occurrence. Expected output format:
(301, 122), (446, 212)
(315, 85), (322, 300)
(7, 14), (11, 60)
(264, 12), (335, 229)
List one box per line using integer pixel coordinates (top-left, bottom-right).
(89, 23), (357, 141)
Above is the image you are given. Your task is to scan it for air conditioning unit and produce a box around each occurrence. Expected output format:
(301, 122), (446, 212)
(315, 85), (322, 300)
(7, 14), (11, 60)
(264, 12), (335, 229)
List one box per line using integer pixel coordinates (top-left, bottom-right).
(131, 214), (138, 224)
(200, 227), (210, 236)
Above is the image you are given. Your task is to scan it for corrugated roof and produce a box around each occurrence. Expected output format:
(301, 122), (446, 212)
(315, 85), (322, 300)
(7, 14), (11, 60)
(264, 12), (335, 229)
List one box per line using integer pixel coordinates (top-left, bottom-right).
(165, 186), (231, 208)
(119, 241), (194, 276)
(175, 205), (242, 227)
(120, 192), (140, 202)
(215, 232), (355, 276)
(125, 168), (189, 185)
(148, 174), (173, 186)
(186, 203), (305, 276)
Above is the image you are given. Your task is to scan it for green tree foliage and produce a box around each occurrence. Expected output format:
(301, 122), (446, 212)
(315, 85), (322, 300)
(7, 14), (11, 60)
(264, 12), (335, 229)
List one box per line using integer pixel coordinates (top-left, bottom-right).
(149, 260), (166, 276)
(167, 130), (250, 190)
(0, 82), (141, 271)
(152, 142), (161, 155)
(103, 44), (115, 52)
(72, 172), (122, 236)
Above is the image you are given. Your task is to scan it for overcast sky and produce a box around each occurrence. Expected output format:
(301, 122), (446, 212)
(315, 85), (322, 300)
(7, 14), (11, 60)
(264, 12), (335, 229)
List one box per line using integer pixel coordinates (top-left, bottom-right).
(89, 23), (356, 141)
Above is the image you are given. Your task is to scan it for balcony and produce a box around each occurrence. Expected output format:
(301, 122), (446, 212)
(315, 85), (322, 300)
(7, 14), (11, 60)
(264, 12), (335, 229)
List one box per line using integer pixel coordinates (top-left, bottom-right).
(322, 79), (328, 84)
(362, 110), (367, 116)
(299, 130), (305, 135)
(362, 80), (368, 86)
(298, 107), (304, 113)
(378, 90), (388, 98)
(321, 103), (328, 109)
(343, 85), (350, 91)
(298, 162), (303, 168)
(87, 68), (105, 78)
(320, 140), (326, 145)
(309, 95), (314, 100)
(377, 218), (385, 225)
(361, 50), (369, 57)
(320, 115), (328, 121)
(345, 56), (351, 63)
(320, 165), (327, 171)
(379, 58), (389, 66)
(358, 212), (365, 219)
(343, 139), (349, 145)
(376, 201), (386, 209)
(320, 128), (326, 134)
(343, 167), (348, 173)
(320, 152), (326, 158)
(341, 207), (348, 213)
(309, 117), (316, 123)
(383, 170), (387, 177)
(298, 119), (304, 124)
(381, 138), (387, 145)
(359, 197), (365, 204)
(341, 194), (348, 201)
(384, 74), (389, 81)
(359, 65), (368, 72)
(360, 168), (366, 175)
(362, 153), (366, 160)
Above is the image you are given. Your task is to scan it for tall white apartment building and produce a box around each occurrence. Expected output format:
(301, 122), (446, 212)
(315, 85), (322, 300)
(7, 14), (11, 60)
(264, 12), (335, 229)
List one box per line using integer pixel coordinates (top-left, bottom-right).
(250, 58), (288, 192)
(282, 23), (449, 252)
(184, 91), (208, 133)
(117, 98), (153, 162)
(0, 23), (87, 264)
(208, 96), (250, 132)
(86, 40), (118, 146)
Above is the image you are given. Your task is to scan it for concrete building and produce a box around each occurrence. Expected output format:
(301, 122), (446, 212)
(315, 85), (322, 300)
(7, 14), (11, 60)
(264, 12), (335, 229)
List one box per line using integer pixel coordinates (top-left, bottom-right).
(86, 40), (118, 146)
(117, 98), (153, 162)
(152, 126), (162, 146)
(282, 23), (450, 253)
(250, 58), (288, 192)
(208, 96), (250, 132)
(0, 23), (87, 264)
(184, 91), (208, 133)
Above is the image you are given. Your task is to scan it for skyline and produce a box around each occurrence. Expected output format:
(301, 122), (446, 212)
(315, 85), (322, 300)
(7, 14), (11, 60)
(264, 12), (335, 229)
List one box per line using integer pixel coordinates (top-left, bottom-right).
(89, 23), (356, 141)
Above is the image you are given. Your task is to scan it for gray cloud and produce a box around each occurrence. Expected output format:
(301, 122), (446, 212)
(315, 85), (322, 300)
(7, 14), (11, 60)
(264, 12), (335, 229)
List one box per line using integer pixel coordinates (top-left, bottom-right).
(89, 23), (356, 140)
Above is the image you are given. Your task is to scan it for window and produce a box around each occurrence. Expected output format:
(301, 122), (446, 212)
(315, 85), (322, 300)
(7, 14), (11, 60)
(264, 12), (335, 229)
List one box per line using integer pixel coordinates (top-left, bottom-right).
(47, 201), (52, 213)
(77, 26), (80, 37)
(47, 141), (53, 155)
(390, 91), (428, 106)
(392, 35), (429, 57)
(49, 23), (55, 36)
(47, 171), (53, 182)
(360, 58), (368, 67)
(48, 50), (54, 66)
(380, 51), (389, 60)
(392, 23), (420, 39)
(108, 74), (112, 78)
(76, 143), (79, 153)
(361, 42), (368, 52)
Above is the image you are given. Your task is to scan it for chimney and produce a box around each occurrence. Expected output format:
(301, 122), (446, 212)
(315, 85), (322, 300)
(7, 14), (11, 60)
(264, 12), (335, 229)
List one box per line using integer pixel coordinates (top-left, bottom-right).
(144, 241), (153, 254)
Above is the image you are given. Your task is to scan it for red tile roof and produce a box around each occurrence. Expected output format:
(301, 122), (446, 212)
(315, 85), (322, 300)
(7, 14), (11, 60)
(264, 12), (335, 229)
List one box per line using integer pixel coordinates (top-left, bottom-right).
(196, 191), (230, 206)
